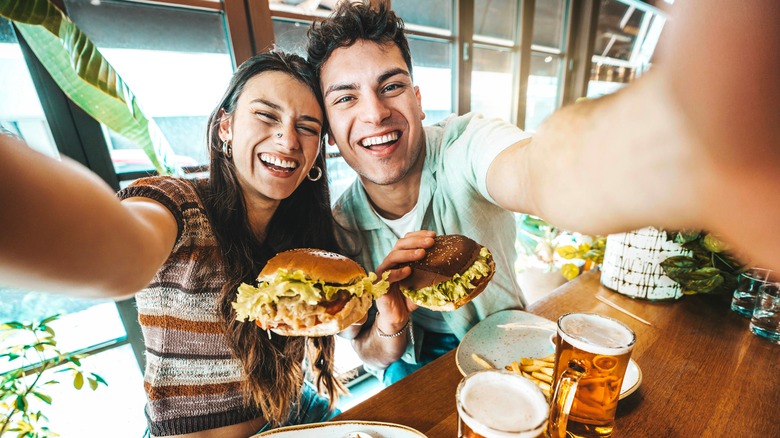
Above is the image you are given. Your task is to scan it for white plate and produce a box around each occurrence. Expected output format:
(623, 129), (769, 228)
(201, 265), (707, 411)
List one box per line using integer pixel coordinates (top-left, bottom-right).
(456, 310), (642, 400)
(253, 421), (427, 437)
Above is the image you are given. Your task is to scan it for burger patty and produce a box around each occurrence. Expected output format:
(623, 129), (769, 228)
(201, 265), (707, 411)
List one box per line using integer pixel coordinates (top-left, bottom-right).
(264, 290), (351, 329)
(322, 290), (351, 315)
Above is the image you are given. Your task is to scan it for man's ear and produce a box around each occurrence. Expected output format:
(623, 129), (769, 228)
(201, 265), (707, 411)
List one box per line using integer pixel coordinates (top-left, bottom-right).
(217, 109), (232, 141)
(327, 129), (337, 146)
(414, 85), (425, 121)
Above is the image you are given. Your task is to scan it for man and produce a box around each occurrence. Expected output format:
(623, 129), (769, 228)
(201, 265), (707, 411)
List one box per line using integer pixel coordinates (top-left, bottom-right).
(307, 0), (780, 384)
(307, 2), (537, 384)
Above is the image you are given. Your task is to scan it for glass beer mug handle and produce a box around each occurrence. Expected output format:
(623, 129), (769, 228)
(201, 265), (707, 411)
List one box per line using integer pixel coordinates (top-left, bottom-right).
(547, 360), (586, 438)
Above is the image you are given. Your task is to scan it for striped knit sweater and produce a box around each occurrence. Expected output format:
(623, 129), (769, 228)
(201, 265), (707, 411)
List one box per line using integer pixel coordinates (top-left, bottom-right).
(118, 176), (259, 436)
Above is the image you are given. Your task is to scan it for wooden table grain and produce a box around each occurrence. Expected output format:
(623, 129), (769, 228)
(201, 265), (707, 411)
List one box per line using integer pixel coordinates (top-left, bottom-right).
(333, 270), (780, 437)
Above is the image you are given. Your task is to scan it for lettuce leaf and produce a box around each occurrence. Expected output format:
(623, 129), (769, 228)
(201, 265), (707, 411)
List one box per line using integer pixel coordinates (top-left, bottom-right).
(401, 247), (492, 308)
(233, 269), (389, 322)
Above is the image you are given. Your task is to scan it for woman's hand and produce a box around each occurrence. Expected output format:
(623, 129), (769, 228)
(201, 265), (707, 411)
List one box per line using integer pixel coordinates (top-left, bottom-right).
(373, 230), (436, 334)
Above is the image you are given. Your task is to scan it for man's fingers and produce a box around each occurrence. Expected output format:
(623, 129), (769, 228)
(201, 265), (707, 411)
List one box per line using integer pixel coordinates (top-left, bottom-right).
(384, 266), (412, 284)
(376, 250), (424, 275)
(393, 234), (435, 251)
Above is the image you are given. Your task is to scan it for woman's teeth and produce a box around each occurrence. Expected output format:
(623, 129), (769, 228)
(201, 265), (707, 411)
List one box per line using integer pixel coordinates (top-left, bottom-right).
(259, 153), (298, 171)
(361, 131), (399, 147)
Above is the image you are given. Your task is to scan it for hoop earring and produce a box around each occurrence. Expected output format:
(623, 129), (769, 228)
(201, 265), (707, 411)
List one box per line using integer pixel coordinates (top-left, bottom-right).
(307, 165), (322, 182)
(221, 140), (232, 159)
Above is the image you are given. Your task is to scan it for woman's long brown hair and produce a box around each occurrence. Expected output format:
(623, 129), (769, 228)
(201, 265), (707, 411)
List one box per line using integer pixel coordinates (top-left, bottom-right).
(197, 51), (346, 426)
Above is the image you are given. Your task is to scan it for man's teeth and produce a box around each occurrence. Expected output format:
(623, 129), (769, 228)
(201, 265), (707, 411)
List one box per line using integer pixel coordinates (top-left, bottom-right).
(361, 132), (399, 147)
(260, 153), (298, 169)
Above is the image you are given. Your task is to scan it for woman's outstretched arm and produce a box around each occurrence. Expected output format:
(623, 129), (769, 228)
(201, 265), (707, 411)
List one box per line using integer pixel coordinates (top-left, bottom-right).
(0, 134), (177, 298)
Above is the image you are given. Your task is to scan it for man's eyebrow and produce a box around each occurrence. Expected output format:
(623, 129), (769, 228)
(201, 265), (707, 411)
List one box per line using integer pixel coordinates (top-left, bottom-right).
(324, 82), (358, 99)
(323, 68), (411, 99)
(377, 68), (410, 84)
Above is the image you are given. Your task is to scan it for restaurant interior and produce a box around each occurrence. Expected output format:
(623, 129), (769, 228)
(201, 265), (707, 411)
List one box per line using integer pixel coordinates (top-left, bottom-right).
(7, 0), (776, 437)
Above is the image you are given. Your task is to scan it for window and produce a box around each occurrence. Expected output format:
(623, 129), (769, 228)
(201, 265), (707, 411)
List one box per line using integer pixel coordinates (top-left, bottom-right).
(63, 0), (234, 178)
(471, 0), (520, 122)
(526, 0), (570, 131)
(393, 1), (456, 124)
(408, 36), (453, 125)
(0, 21), (147, 436)
(471, 45), (514, 121)
(0, 18), (56, 156)
(587, 0), (667, 98)
(393, 0), (453, 32)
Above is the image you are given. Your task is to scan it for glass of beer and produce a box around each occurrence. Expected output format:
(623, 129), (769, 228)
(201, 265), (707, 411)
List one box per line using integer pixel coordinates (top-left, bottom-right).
(456, 370), (548, 438)
(547, 313), (636, 438)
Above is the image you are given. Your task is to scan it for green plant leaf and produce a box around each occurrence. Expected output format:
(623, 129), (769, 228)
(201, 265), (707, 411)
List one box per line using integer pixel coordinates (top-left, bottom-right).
(31, 392), (52, 405)
(556, 245), (578, 260)
(660, 255), (699, 279)
(674, 268), (724, 293)
(561, 263), (580, 280)
(1, 321), (25, 330)
(73, 372), (84, 390)
(0, 0), (181, 176)
(38, 315), (60, 326)
(671, 230), (701, 244)
(14, 394), (27, 411)
(701, 233), (729, 253)
(88, 377), (98, 391)
(92, 374), (108, 386)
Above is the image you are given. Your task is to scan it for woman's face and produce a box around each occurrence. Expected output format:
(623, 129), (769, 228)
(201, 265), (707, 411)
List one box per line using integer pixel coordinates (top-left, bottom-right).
(219, 71), (324, 204)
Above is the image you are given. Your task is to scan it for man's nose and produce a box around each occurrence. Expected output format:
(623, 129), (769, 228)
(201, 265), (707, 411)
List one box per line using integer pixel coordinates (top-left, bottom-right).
(358, 93), (391, 125)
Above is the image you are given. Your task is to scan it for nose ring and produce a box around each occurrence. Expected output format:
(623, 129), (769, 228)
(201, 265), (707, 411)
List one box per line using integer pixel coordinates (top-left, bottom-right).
(276, 132), (282, 138)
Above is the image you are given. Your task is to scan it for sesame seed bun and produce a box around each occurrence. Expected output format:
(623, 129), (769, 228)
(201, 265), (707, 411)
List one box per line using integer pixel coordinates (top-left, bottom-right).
(399, 234), (495, 311)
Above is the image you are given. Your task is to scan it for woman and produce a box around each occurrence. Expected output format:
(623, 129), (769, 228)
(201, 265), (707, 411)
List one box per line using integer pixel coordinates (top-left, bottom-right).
(0, 51), (343, 437)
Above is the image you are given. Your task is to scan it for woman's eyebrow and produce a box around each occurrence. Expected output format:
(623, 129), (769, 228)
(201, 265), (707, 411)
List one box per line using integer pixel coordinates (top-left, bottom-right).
(249, 98), (322, 126)
(249, 98), (281, 110)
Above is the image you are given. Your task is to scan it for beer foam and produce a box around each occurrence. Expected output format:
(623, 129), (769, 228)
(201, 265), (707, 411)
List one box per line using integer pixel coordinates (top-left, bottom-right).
(559, 313), (635, 356)
(458, 371), (547, 438)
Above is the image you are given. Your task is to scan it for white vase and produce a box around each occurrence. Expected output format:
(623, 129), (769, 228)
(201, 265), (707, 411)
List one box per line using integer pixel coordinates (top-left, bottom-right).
(600, 227), (690, 300)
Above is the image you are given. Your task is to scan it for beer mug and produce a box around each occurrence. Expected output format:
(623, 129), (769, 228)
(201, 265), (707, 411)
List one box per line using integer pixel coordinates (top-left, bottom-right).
(456, 370), (548, 438)
(547, 313), (636, 438)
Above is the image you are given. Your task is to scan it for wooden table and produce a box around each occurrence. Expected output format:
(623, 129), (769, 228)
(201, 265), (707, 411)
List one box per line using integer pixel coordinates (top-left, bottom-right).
(333, 270), (780, 437)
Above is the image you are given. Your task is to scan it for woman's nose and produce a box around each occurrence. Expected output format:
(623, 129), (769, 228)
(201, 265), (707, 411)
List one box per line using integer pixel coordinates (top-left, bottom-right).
(274, 124), (299, 151)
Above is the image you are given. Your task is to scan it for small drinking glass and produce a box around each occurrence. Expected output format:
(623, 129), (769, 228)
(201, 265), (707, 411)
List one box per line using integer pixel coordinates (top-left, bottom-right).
(750, 281), (780, 344)
(731, 268), (773, 318)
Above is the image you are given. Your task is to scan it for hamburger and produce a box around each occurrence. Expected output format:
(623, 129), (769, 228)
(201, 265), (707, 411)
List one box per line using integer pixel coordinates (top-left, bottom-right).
(233, 248), (389, 337)
(400, 234), (495, 311)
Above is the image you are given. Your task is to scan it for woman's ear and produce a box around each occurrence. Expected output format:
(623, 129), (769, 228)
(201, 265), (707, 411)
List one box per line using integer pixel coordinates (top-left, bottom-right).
(217, 109), (232, 142)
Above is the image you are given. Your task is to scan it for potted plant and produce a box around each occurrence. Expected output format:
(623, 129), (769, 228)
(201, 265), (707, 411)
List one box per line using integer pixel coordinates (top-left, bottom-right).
(660, 230), (745, 295)
(515, 215), (606, 300)
(555, 236), (607, 280)
(1, 315), (107, 437)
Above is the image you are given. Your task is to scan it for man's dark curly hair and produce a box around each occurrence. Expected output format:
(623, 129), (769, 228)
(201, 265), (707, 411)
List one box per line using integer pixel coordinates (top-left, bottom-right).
(307, 1), (413, 78)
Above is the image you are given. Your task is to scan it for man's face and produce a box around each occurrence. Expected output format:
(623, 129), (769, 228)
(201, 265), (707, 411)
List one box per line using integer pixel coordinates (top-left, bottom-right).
(320, 40), (426, 187)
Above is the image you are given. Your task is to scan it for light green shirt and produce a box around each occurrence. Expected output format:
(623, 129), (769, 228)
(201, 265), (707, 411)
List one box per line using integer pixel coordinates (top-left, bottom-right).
(333, 113), (531, 365)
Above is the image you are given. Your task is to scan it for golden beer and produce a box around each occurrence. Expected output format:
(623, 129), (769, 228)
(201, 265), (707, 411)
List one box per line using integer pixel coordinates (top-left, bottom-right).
(548, 313), (635, 438)
(456, 370), (548, 438)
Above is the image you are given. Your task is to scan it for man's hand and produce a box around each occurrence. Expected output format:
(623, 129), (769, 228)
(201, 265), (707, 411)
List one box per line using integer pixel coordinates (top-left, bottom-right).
(373, 230), (435, 334)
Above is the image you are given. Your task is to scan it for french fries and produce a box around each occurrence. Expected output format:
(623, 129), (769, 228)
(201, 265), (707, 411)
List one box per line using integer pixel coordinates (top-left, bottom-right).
(471, 353), (495, 370)
(505, 353), (555, 399)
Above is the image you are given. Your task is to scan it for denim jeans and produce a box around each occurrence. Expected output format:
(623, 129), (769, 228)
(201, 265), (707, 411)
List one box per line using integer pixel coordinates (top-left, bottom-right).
(382, 330), (460, 386)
